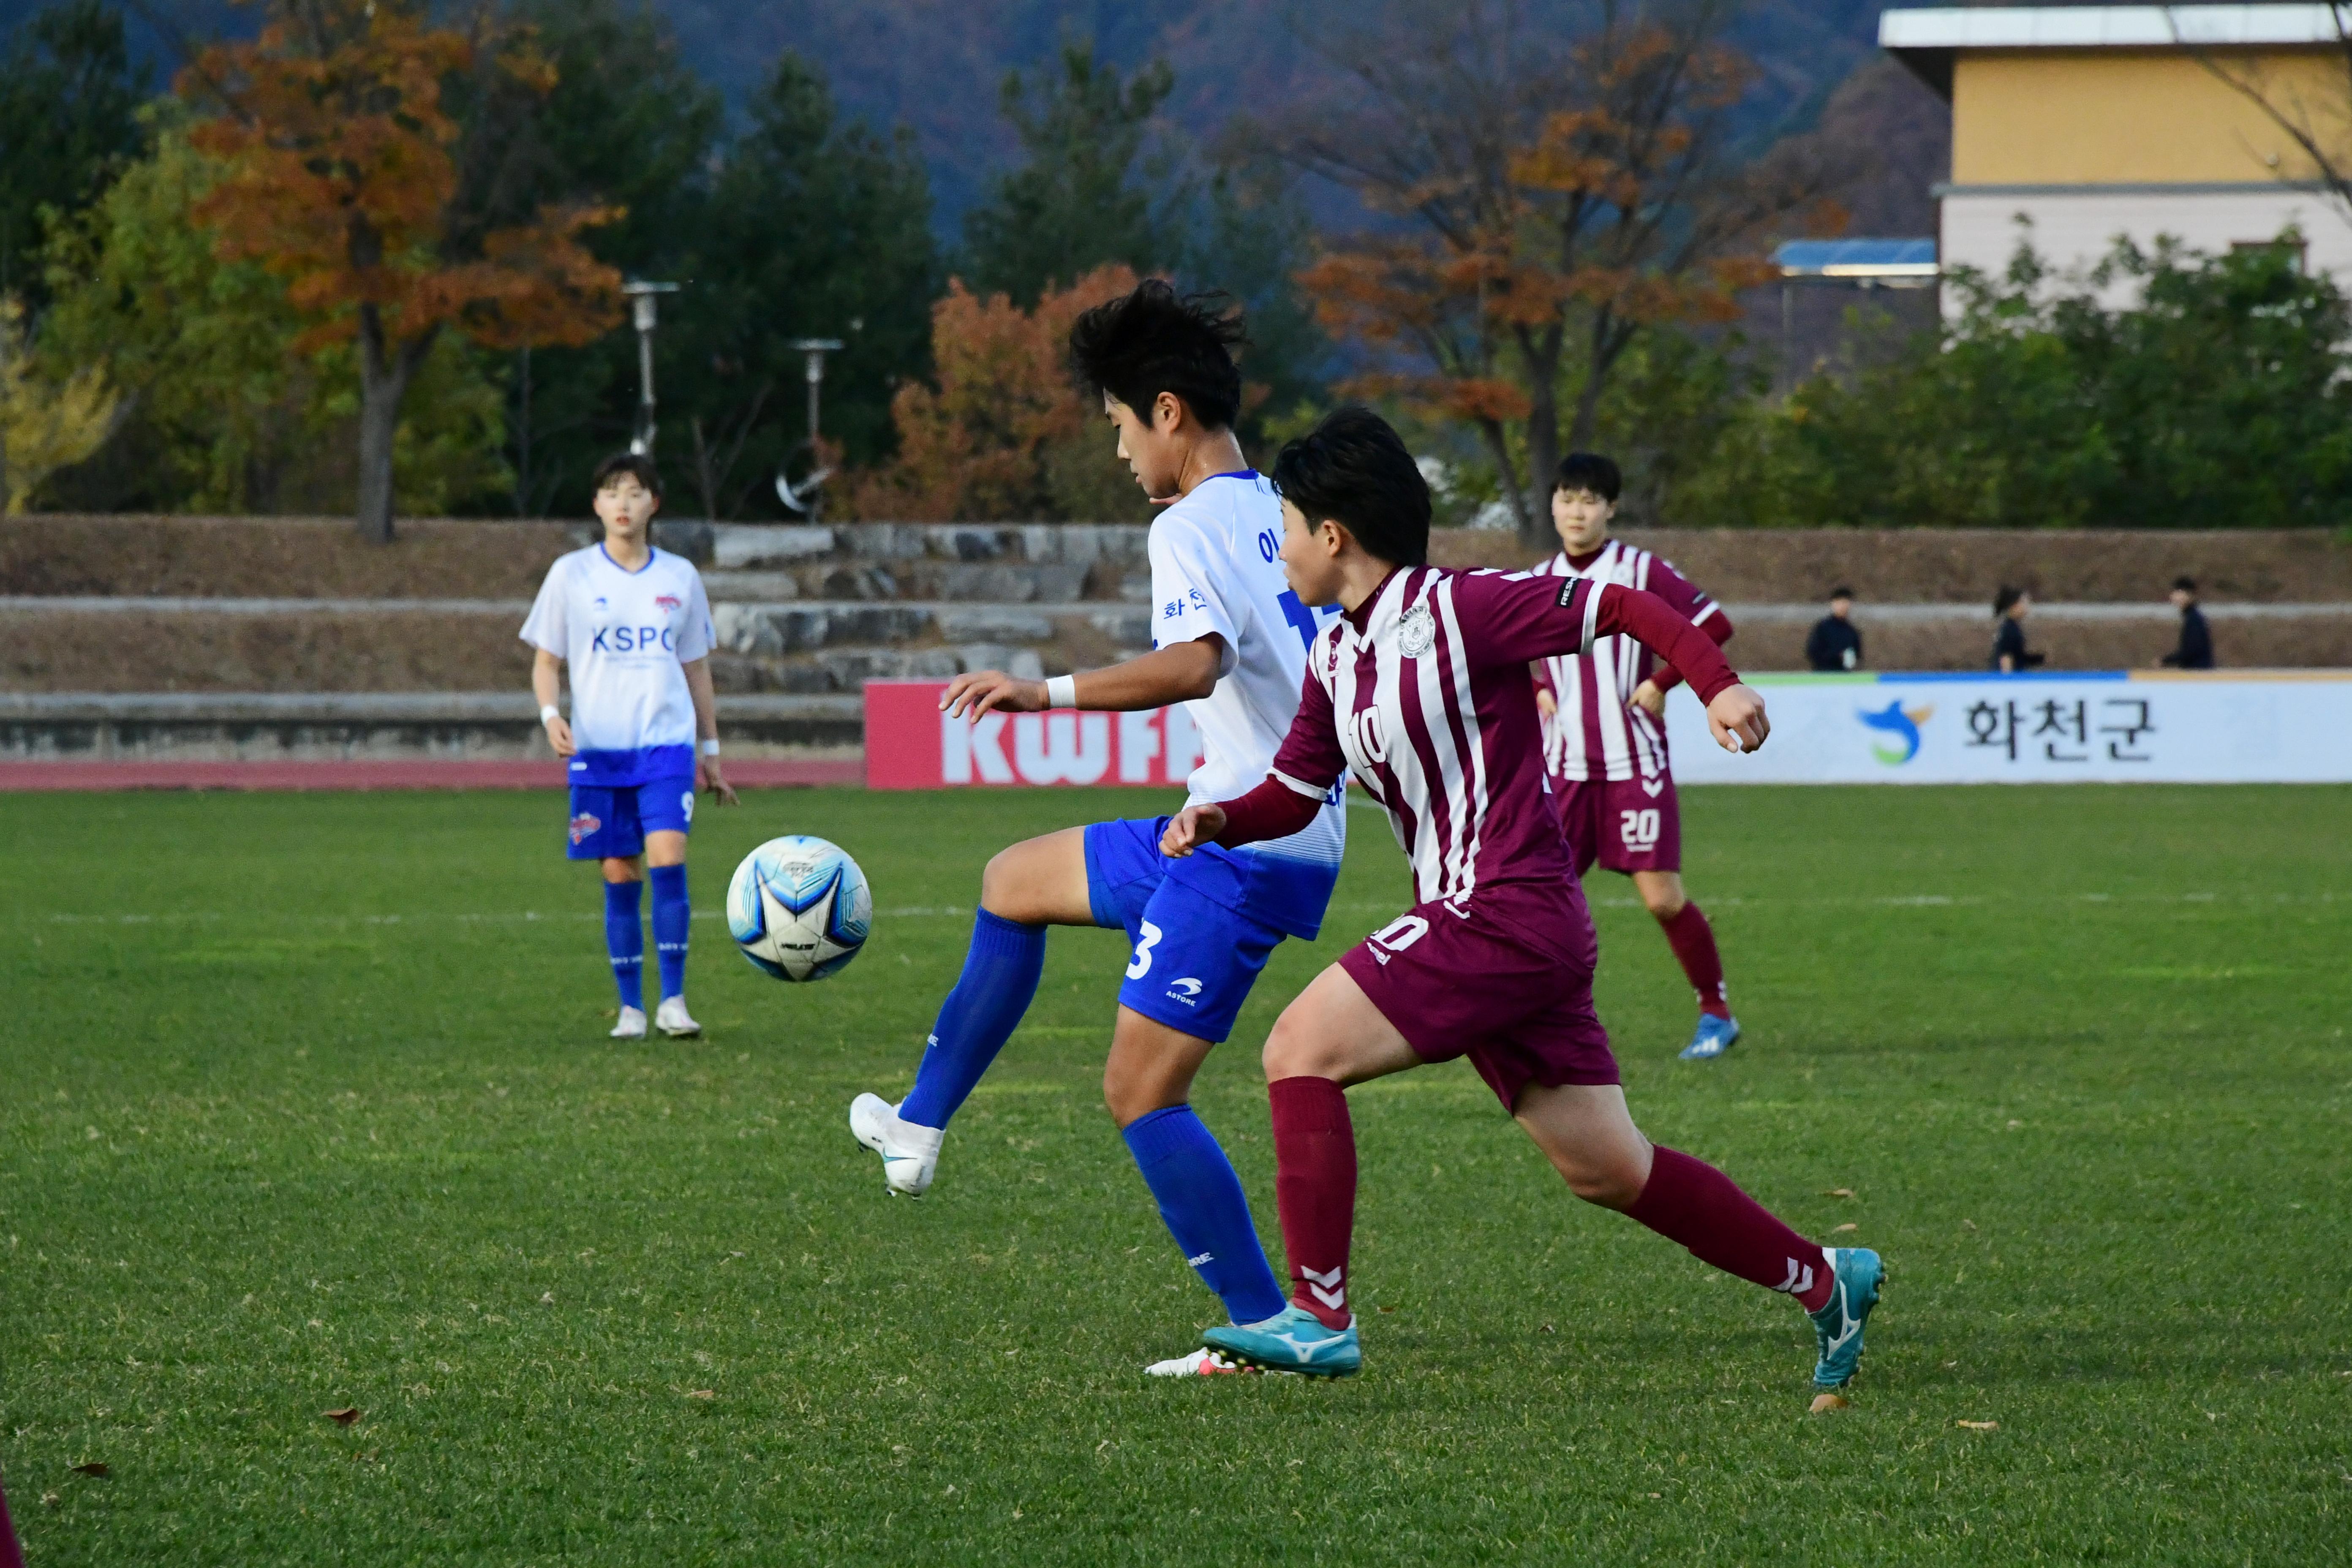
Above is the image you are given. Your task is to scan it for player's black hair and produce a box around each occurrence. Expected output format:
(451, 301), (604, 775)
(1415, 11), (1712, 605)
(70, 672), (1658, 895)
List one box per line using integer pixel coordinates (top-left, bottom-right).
(1554, 451), (1621, 502)
(1829, 585), (1855, 600)
(592, 452), (662, 497)
(1271, 406), (1431, 567)
(1993, 585), (2027, 617)
(2172, 575), (2198, 593)
(1067, 279), (1246, 431)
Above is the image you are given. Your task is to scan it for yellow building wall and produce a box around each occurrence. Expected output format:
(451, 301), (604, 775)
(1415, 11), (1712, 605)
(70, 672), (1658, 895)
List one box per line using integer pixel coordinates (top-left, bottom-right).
(1952, 49), (2352, 184)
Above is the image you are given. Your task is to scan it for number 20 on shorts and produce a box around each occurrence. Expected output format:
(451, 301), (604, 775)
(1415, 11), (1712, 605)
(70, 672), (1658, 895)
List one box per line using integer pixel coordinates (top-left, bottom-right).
(1619, 808), (1661, 849)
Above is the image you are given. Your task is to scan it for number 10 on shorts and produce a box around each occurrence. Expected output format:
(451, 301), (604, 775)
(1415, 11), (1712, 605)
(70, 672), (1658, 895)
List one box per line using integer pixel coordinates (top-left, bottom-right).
(1619, 808), (1661, 849)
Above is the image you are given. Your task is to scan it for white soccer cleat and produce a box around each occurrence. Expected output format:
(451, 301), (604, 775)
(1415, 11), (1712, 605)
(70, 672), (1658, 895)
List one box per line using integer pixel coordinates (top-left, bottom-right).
(654, 996), (701, 1037)
(849, 1092), (942, 1198)
(610, 1005), (648, 1039)
(1144, 1346), (1260, 1378)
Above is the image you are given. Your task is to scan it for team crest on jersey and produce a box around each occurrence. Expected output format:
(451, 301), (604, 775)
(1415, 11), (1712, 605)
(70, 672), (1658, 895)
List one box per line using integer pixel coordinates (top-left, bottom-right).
(568, 812), (602, 845)
(655, 594), (682, 613)
(1396, 604), (1435, 659)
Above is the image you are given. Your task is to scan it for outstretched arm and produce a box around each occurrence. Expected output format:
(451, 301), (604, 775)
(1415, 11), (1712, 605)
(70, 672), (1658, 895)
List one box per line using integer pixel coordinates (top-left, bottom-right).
(1636, 607), (1734, 708)
(942, 638), (1223, 720)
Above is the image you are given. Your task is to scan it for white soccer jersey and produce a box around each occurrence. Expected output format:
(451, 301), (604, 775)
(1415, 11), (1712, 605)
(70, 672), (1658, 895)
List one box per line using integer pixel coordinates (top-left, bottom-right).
(1148, 470), (1346, 870)
(520, 544), (715, 787)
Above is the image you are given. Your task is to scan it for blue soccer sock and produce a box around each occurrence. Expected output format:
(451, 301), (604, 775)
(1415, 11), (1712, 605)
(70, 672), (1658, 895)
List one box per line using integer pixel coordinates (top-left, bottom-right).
(649, 863), (690, 1001)
(896, 909), (1046, 1130)
(603, 879), (645, 1011)
(1122, 1104), (1288, 1326)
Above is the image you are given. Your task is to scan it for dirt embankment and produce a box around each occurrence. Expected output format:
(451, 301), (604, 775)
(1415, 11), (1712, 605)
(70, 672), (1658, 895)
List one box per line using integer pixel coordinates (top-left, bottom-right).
(1429, 528), (2352, 604)
(2, 612), (534, 692)
(0, 517), (584, 599)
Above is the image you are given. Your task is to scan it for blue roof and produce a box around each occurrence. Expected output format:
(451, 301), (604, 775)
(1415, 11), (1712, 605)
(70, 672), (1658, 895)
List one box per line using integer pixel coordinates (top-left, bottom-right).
(1774, 239), (1939, 277)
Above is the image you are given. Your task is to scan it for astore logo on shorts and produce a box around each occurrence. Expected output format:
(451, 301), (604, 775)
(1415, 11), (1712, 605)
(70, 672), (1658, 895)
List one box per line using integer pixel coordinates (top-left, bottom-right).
(1165, 977), (1203, 1006)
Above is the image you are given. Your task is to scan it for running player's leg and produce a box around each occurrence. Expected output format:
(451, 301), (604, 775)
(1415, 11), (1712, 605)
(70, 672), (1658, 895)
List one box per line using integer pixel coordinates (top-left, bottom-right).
(1196, 963), (1415, 1375)
(1606, 776), (1735, 1058)
(1105, 871), (1293, 1333)
(1512, 1080), (1881, 1386)
(898, 827), (1090, 1126)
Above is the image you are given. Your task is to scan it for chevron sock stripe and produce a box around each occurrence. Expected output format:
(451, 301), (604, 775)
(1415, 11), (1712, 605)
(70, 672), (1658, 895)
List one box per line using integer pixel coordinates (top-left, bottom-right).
(649, 863), (691, 1002)
(1658, 901), (1730, 1018)
(1121, 1105), (1288, 1326)
(897, 909), (1047, 1131)
(602, 878), (645, 1012)
(1268, 1076), (1356, 1330)
(1625, 1146), (1834, 1312)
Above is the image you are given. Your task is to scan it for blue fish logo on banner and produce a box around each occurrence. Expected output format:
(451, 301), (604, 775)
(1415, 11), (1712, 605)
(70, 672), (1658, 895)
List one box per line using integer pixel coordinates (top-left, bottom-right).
(1859, 699), (1935, 765)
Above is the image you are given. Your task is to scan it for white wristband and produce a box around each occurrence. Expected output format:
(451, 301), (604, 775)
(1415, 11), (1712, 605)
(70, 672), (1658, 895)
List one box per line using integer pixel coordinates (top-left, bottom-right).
(539, 705), (561, 724)
(699, 738), (721, 757)
(1045, 675), (1078, 710)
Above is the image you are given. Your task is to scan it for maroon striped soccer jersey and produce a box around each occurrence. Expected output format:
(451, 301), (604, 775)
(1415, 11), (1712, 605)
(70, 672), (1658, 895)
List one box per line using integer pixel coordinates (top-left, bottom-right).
(1530, 544), (1723, 783)
(1266, 566), (1737, 908)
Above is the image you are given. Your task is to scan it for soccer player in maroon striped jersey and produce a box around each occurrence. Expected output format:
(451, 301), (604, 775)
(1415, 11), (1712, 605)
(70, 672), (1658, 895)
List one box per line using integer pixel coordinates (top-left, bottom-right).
(1531, 452), (1741, 1061)
(1161, 409), (1882, 1387)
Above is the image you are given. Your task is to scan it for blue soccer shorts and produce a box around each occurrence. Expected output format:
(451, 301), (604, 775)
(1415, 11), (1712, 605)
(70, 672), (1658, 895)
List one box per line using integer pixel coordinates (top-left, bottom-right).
(1082, 815), (1288, 1044)
(566, 775), (696, 860)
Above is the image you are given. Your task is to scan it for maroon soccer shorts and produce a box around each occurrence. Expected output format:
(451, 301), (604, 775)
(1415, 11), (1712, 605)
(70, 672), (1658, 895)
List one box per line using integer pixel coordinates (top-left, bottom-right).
(1553, 773), (1682, 877)
(1339, 880), (1619, 1110)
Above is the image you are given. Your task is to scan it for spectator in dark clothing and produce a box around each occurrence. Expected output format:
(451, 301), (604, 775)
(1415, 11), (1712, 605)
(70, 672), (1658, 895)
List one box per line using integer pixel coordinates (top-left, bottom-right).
(1806, 587), (1864, 672)
(1991, 585), (2043, 673)
(2160, 576), (2214, 669)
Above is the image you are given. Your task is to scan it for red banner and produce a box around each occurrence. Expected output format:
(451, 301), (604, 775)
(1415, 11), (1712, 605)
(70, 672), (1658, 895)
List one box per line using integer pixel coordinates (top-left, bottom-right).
(864, 680), (1202, 789)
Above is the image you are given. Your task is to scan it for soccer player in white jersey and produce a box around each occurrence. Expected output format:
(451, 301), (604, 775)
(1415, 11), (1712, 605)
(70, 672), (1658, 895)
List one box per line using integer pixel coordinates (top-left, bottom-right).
(1162, 410), (1881, 1390)
(848, 283), (1346, 1375)
(522, 454), (736, 1040)
(1531, 452), (1741, 1061)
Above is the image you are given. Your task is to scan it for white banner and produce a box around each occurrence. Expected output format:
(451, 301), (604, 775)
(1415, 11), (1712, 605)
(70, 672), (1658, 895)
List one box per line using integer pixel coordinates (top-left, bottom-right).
(1662, 674), (2352, 784)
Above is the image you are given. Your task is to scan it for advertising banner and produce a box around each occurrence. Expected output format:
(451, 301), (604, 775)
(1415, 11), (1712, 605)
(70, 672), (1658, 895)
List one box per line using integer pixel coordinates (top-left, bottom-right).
(865, 681), (1203, 789)
(866, 673), (2352, 789)
(1662, 672), (2352, 784)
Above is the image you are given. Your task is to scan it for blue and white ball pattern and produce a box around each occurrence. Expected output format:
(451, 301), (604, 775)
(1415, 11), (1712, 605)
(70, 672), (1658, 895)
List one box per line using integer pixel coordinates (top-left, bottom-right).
(727, 836), (872, 982)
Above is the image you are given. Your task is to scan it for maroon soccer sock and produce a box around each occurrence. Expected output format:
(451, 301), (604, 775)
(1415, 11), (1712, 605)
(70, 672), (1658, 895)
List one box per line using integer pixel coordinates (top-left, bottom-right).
(1268, 1075), (1358, 1328)
(1658, 901), (1731, 1018)
(1625, 1146), (1833, 1312)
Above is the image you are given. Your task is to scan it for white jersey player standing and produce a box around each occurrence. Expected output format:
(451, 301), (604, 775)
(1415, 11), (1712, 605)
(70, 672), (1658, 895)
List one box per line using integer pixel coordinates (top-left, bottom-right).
(522, 454), (736, 1040)
(848, 281), (1345, 1376)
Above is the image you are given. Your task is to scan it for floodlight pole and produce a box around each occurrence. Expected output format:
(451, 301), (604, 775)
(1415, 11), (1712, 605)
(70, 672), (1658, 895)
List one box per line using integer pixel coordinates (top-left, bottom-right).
(791, 338), (844, 448)
(624, 280), (682, 456)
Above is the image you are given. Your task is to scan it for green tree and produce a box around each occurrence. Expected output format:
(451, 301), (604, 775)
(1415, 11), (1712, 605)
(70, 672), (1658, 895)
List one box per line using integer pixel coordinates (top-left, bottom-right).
(35, 122), (508, 514)
(1680, 230), (2352, 529)
(494, 0), (726, 515)
(669, 52), (939, 518)
(0, 0), (150, 305)
(962, 42), (1173, 310)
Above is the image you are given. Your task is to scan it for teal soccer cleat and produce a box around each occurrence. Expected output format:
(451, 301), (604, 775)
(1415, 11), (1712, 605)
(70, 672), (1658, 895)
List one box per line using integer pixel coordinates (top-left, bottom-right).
(1201, 1305), (1361, 1378)
(1808, 1247), (1885, 1388)
(1679, 1013), (1740, 1061)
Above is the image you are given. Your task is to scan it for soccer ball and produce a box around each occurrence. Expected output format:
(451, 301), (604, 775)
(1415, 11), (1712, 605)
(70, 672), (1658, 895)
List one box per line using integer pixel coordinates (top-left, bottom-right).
(726, 836), (872, 982)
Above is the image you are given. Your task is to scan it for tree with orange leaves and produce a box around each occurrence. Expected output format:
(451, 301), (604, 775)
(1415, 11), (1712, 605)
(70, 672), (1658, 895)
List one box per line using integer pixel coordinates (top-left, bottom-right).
(185, 0), (623, 540)
(1262, 0), (1842, 539)
(846, 265), (1143, 522)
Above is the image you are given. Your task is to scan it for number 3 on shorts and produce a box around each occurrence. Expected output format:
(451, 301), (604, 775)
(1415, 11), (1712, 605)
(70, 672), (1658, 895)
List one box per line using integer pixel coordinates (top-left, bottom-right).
(1619, 808), (1661, 848)
(1127, 920), (1162, 979)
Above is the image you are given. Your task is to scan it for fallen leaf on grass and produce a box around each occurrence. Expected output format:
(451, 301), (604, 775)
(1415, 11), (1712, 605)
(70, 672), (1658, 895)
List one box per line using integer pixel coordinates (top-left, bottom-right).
(686, 1389), (714, 1401)
(1809, 1393), (1849, 1414)
(1377, 1305), (1398, 1314)
(1956, 1420), (1998, 1431)
(1962, 1220), (1978, 1232)
(1831, 1223), (1859, 1234)
(322, 1407), (361, 1427)
(1822, 1188), (1855, 1199)
(539, 1292), (554, 1304)
(40, 1492), (59, 1508)
(1539, 1323), (1555, 1334)
(69, 1462), (108, 1477)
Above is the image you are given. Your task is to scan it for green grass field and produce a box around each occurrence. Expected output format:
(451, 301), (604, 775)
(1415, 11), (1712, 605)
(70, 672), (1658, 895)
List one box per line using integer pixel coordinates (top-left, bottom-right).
(4, 784), (2349, 1565)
